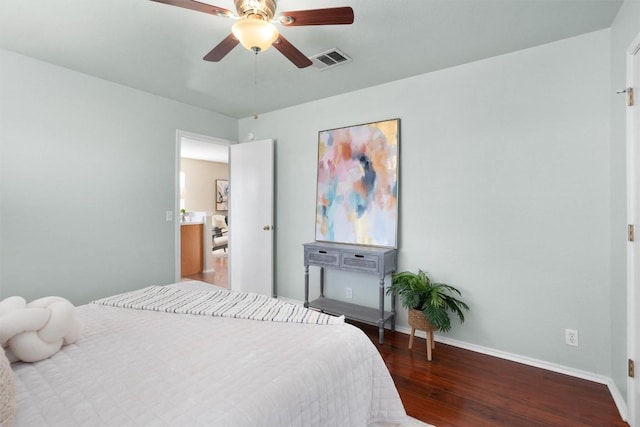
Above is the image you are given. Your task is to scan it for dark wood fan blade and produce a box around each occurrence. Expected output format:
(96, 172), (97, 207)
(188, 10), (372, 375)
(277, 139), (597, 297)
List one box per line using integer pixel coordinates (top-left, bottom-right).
(149, 0), (233, 17)
(279, 7), (354, 26)
(272, 35), (312, 68)
(203, 34), (239, 62)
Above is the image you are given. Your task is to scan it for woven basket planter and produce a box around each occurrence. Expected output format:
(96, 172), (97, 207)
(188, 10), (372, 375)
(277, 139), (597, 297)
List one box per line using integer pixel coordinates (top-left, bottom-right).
(408, 309), (437, 361)
(408, 309), (437, 331)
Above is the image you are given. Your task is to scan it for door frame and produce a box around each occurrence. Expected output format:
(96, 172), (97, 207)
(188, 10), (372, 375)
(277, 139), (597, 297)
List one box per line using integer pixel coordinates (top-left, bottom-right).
(174, 130), (234, 282)
(626, 32), (640, 427)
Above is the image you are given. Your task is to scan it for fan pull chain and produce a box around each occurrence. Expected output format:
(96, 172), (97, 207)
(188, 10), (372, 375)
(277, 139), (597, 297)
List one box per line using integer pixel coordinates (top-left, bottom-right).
(253, 49), (259, 120)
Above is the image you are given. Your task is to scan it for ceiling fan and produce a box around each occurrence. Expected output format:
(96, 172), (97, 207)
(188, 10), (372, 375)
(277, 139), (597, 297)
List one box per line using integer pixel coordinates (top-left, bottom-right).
(150, 0), (354, 68)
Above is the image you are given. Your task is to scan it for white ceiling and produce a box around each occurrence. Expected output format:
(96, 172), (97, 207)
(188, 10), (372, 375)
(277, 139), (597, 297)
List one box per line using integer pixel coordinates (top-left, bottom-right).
(0, 0), (623, 119)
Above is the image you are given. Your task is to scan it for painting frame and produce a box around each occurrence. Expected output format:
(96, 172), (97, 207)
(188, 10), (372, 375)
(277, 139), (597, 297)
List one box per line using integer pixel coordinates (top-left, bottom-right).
(216, 179), (229, 211)
(315, 118), (400, 248)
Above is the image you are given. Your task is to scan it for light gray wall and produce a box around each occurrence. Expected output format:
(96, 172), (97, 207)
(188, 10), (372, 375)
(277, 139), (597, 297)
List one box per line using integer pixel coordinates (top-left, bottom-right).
(0, 48), (237, 305)
(609, 0), (640, 403)
(240, 30), (612, 376)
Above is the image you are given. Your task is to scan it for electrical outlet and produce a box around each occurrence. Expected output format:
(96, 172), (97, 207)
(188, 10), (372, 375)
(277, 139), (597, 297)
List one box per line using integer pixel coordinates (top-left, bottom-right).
(565, 329), (579, 347)
(345, 287), (353, 299)
(165, 211), (173, 221)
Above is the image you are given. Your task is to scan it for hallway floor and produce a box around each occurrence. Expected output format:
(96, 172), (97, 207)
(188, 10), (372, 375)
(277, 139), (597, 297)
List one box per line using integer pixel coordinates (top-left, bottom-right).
(182, 254), (227, 287)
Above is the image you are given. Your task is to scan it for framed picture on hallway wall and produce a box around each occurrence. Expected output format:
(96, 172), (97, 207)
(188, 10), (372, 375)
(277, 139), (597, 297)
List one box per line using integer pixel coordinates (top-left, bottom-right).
(315, 118), (400, 248)
(216, 179), (228, 211)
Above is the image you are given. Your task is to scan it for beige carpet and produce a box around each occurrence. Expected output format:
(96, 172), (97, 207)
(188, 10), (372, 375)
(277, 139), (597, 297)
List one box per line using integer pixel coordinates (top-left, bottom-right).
(404, 416), (435, 427)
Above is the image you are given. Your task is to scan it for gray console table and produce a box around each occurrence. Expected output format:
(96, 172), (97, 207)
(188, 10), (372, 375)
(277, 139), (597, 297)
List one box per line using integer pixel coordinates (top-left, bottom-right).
(303, 242), (397, 344)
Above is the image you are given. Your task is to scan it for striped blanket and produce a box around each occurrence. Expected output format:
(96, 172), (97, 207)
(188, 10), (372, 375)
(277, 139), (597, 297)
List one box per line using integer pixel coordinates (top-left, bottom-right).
(92, 286), (344, 325)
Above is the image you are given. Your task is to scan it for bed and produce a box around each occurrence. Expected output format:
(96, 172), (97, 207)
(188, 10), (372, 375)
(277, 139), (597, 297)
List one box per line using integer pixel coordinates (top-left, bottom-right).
(6, 281), (408, 426)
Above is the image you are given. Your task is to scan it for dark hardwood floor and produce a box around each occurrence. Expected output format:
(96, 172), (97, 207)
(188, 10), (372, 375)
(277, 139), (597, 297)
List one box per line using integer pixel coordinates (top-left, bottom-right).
(182, 254), (227, 287)
(184, 265), (627, 426)
(354, 321), (628, 427)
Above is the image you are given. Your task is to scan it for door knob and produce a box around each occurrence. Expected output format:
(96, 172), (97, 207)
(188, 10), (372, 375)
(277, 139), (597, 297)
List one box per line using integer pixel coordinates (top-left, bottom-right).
(263, 225), (271, 231)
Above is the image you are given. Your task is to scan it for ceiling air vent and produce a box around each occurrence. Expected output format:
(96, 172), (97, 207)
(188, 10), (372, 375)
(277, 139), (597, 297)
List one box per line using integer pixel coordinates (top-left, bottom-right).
(311, 48), (352, 71)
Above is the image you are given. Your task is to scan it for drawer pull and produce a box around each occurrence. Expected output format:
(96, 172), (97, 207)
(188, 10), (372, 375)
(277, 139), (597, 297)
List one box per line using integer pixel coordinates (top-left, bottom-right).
(354, 254), (364, 258)
(319, 250), (327, 254)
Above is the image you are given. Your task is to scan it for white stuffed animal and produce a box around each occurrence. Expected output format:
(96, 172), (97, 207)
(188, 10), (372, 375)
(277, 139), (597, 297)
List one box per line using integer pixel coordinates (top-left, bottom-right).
(0, 296), (81, 363)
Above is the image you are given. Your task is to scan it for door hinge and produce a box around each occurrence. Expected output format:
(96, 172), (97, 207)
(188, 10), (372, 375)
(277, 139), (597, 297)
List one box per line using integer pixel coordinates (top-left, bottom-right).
(618, 87), (634, 106)
(628, 224), (635, 242)
(629, 359), (635, 378)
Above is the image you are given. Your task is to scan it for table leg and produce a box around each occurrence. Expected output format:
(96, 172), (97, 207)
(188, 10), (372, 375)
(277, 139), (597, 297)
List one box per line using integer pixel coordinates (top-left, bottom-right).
(378, 276), (385, 345)
(319, 267), (325, 298)
(304, 265), (309, 308)
(390, 291), (396, 331)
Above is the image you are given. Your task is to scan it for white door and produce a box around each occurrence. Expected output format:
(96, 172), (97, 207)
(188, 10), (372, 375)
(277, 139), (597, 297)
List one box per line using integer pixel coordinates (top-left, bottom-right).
(229, 139), (274, 296)
(627, 34), (640, 427)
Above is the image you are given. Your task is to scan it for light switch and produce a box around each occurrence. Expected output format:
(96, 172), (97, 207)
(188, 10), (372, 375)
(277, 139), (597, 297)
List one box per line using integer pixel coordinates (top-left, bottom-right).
(166, 211), (173, 222)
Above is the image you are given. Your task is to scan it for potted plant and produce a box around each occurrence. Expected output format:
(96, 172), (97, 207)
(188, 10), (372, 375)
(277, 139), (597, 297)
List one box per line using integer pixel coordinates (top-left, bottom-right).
(386, 269), (469, 333)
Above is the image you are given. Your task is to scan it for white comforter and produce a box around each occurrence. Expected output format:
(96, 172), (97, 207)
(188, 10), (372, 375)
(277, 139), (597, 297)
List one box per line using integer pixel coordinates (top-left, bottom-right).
(12, 282), (407, 426)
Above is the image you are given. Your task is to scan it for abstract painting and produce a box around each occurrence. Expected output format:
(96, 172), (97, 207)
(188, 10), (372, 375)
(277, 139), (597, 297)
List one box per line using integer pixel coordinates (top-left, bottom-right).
(315, 119), (399, 247)
(216, 179), (228, 211)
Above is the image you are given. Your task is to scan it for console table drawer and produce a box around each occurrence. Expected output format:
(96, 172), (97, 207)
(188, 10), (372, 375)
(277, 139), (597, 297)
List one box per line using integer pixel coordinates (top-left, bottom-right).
(305, 248), (340, 267)
(340, 252), (380, 274)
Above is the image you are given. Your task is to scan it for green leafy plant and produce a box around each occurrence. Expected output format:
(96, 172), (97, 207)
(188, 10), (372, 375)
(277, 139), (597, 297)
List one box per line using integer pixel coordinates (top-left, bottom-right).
(386, 270), (469, 332)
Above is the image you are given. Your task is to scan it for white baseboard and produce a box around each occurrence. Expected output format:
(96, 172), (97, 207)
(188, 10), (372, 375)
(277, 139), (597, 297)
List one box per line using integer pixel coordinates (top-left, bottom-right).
(278, 295), (628, 422)
(607, 378), (629, 422)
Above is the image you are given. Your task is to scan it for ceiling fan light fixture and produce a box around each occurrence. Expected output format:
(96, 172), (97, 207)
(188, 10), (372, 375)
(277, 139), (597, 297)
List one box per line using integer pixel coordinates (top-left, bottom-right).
(232, 17), (279, 52)
(234, 0), (276, 20)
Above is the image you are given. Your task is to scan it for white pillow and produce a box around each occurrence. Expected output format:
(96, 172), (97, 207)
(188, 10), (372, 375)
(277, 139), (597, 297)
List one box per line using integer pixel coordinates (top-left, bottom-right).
(0, 296), (81, 363)
(0, 348), (15, 427)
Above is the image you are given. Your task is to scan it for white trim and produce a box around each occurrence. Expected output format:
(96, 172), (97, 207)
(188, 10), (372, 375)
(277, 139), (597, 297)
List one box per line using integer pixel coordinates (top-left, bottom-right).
(174, 134), (181, 283)
(177, 130), (234, 146)
(398, 325), (608, 382)
(609, 380), (630, 424)
(174, 130), (235, 283)
(626, 32), (640, 427)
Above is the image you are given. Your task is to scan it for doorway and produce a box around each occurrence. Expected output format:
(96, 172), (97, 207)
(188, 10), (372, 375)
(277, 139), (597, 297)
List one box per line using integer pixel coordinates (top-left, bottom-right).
(175, 130), (232, 287)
